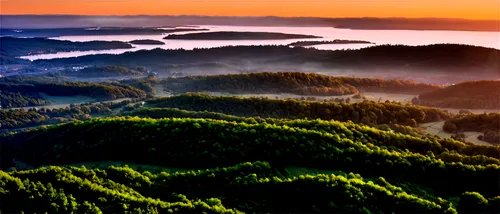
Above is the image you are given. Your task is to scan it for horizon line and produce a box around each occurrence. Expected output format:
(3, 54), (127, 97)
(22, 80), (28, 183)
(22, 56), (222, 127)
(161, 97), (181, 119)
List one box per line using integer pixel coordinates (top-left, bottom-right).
(1, 14), (498, 22)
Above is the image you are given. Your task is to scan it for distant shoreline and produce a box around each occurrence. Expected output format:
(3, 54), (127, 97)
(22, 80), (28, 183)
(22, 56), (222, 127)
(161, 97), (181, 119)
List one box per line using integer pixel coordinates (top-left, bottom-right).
(1, 15), (498, 32)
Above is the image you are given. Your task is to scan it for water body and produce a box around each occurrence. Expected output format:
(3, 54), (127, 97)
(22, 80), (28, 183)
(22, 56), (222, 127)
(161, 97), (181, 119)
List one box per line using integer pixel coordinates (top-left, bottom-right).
(20, 25), (500, 61)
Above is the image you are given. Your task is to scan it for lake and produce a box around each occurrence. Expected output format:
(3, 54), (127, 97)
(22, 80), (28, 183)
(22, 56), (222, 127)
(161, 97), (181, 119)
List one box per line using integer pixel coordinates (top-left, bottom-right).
(20, 25), (500, 60)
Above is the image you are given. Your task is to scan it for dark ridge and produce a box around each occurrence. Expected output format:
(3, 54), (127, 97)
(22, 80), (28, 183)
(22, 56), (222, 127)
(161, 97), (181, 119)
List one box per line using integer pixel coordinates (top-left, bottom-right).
(164, 31), (322, 40)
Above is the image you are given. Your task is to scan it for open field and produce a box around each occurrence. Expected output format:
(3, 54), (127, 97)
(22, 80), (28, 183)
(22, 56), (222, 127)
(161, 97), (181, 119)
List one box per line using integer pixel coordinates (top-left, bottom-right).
(12, 95), (131, 110)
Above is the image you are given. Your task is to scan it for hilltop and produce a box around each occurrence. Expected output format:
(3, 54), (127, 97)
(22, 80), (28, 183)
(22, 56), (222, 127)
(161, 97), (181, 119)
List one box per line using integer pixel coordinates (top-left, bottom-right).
(413, 80), (500, 109)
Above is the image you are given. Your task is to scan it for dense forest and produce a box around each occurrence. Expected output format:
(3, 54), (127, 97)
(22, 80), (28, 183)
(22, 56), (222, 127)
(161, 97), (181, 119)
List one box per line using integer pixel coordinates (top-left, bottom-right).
(119, 76), (159, 98)
(0, 53), (31, 65)
(0, 76), (147, 107)
(0, 91), (47, 108)
(1, 116), (499, 213)
(2, 161), (499, 213)
(413, 80), (500, 109)
(64, 66), (145, 78)
(163, 31), (321, 40)
(163, 72), (442, 95)
(36, 44), (500, 84)
(148, 93), (451, 127)
(123, 107), (428, 136)
(443, 113), (500, 144)
(0, 37), (133, 57)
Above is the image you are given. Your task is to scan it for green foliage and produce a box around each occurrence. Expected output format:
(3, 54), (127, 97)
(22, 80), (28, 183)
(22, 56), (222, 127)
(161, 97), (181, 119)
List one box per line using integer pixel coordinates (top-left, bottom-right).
(0, 166), (240, 213)
(0, 162), (467, 213)
(0, 76), (147, 107)
(0, 91), (47, 108)
(458, 192), (489, 213)
(120, 76), (158, 98)
(2, 117), (499, 198)
(123, 107), (498, 162)
(0, 100), (132, 130)
(148, 93), (451, 126)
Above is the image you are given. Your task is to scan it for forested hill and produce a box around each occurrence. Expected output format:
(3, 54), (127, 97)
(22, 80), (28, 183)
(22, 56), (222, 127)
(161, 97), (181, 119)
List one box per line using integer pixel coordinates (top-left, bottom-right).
(148, 93), (451, 126)
(64, 66), (145, 78)
(412, 80), (500, 109)
(0, 76), (146, 107)
(35, 44), (500, 83)
(1, 116), (499, 213)
(163, 72), (442, 95)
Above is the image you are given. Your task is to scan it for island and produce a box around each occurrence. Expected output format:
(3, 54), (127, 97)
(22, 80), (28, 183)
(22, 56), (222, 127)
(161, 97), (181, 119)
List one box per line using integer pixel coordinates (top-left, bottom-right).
(129, 39), (166, 45)
(163, 31), (322, 40)
(288, 39), (374, 47)
(0, 37), (133, 57)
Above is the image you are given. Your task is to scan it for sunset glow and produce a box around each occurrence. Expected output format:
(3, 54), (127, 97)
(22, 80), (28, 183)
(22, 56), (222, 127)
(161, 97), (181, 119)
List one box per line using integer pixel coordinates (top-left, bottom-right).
(1, 0), (499, 20)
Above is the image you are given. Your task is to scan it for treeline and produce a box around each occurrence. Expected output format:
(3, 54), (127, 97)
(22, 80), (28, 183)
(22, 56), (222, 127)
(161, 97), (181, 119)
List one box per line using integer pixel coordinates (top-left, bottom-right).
(4, 161), (498, 213)
(64, 65), (144, 78)
(1, 117), (499, 198)
(444, 113), (500, 144)
(413, 80), (500, 109)
(123, 107), (427, 136)
(0, 76), (147, 107)
(0, 91), (47, 108)
(0, 100), (134, 130)
(122, 107), (499, 159)
(163, 72), (441, 96)
(148, 93), (451, 127)
(0, 165), (239, 213)
(119, 76), (158, 98)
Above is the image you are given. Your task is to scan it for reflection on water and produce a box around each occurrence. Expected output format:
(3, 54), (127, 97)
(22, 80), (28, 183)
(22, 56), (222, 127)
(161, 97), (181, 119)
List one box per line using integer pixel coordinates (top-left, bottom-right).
(20, 25), (500, 61)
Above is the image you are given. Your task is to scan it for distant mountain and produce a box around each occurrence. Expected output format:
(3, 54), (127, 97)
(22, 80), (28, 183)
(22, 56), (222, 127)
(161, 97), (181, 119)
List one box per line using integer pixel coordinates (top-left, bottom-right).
(1, 15), (498, 32)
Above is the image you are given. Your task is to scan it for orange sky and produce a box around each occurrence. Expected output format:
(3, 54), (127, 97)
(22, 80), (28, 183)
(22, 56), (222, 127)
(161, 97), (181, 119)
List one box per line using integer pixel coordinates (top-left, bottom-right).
(1, 0), (499, 20)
